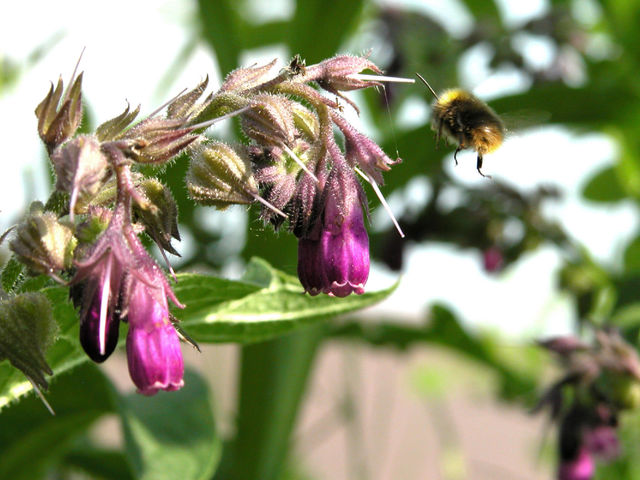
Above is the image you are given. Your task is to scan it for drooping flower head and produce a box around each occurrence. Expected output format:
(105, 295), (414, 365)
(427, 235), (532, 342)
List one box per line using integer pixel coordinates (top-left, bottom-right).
(297, 162), (369, 297)
(536, 330), (640, 480)
(124, 255), (184, 395)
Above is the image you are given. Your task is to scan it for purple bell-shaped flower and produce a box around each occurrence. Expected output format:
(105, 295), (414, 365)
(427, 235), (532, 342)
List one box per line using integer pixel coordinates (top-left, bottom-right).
(297, 164), (369, 297)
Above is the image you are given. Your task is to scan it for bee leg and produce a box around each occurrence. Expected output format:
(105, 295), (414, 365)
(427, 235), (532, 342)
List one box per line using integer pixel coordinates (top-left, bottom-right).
(476, 153), (492, 178)
(434, 122), (442, 149)
(453, 147), (461, 166)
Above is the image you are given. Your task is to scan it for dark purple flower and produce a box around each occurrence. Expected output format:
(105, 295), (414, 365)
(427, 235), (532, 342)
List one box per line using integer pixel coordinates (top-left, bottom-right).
(71, 279), (121, 363)
(558, 448), (594, 480)
(71, 226), (129, 363)
(297, 165), (369, 297)
(125, 262), (184, 395)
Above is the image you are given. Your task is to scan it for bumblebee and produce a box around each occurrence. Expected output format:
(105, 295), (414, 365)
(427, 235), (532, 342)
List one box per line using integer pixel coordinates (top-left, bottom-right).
(416, 73), (504, 177)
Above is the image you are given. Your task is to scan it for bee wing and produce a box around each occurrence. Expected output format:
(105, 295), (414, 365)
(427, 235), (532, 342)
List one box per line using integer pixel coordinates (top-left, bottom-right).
(500, 109), (552, 135)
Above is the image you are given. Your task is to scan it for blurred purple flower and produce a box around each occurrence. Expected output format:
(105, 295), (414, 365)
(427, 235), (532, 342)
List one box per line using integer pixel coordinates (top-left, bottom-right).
(584, 425), (620, 461)
(558, 448), (594, 480)
(482, 246), (504, 273)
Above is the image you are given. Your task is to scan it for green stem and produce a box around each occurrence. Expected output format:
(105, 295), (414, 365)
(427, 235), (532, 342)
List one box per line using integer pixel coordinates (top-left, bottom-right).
(224, 324), (326, 480)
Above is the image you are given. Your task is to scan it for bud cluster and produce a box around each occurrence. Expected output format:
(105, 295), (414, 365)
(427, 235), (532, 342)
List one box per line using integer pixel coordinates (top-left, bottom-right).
(536, 330), (640, 480)
(4, 52), (406, 397)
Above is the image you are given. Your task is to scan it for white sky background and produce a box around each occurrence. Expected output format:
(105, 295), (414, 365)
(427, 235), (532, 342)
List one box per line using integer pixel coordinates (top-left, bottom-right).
(0, 0), (634, 339)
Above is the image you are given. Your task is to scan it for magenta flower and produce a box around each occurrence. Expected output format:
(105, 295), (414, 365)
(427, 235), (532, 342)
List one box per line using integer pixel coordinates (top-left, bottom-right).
(71, 207), (186, 395)
(125, 261), (184, 395)
(558, 448), (594, 480)
(584, 425), (620, 461)
(297, 165), (369, 297)
(482, 246), (504, 273)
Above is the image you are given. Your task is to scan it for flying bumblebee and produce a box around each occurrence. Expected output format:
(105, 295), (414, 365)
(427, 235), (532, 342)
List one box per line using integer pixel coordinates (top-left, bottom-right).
(416, 73), (505, 177)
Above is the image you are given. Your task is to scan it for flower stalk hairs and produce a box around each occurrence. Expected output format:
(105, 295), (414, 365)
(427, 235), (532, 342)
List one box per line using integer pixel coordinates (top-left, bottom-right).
(2, 53), (409, 396)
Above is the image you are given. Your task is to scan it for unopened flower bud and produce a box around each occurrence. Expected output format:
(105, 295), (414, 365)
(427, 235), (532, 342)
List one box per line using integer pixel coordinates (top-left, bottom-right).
(539, 336), (589, 357)
(95, 102), (141, 142)
(51, 135), (111, 217)
(241, 94), (296, 146)
(333, 113), (399, 184)
(220, 59), (277, 92)
(608, 374), (640, 410)
(74, 206), (112, 246)
(291, 103), (319, 141)
(306, 54), (382, 92)
(290, 172), (320, 237)
(167, 76), (210, 120)
(252, 145), (306, 226)
(122, 118), (199, 164)
(10, 203), (76, 277)
(187, 141), (259, 209)
(35, 73), (83, 152)
(133, 178), (180, 255)
(0, 292), (58, 390)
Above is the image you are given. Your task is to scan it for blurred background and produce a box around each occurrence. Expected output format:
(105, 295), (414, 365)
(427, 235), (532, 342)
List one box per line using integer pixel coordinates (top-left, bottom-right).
(3, 0), (640, 478)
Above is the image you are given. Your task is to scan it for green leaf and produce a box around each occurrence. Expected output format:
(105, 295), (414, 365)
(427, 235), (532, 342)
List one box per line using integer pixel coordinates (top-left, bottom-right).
(118, 369), (221, 480)
(178, 257), (398, 343)
(288, 0), (365, 63)
(582, 166), (627, 203)
(624, 236), (640, 274)
(489, 83), (637, 128)
(62, 447), (135, 480)
(611, 302), (640, 328)
(0, 363), (115, 480)
(243, 21), (290, 50)
(1, 256), (25, 292)
(0, 258), (395, 407)
(458, 0), (501, 20)
(197, 0), (244, 76)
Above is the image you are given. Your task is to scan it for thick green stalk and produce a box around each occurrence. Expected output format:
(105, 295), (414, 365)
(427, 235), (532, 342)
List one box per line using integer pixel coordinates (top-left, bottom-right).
(226, 324), (325, 480)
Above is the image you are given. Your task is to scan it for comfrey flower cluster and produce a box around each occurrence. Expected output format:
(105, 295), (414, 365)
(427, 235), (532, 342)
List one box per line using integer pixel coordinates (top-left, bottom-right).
(15, 66), (215, 395)
(6, 54), (405, 394)
(536, 330), (640, 480)
(186, 54), (405, 296)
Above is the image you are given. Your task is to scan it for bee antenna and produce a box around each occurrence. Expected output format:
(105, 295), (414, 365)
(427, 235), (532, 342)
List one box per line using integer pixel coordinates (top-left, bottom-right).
(415, 73), (439, 100)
